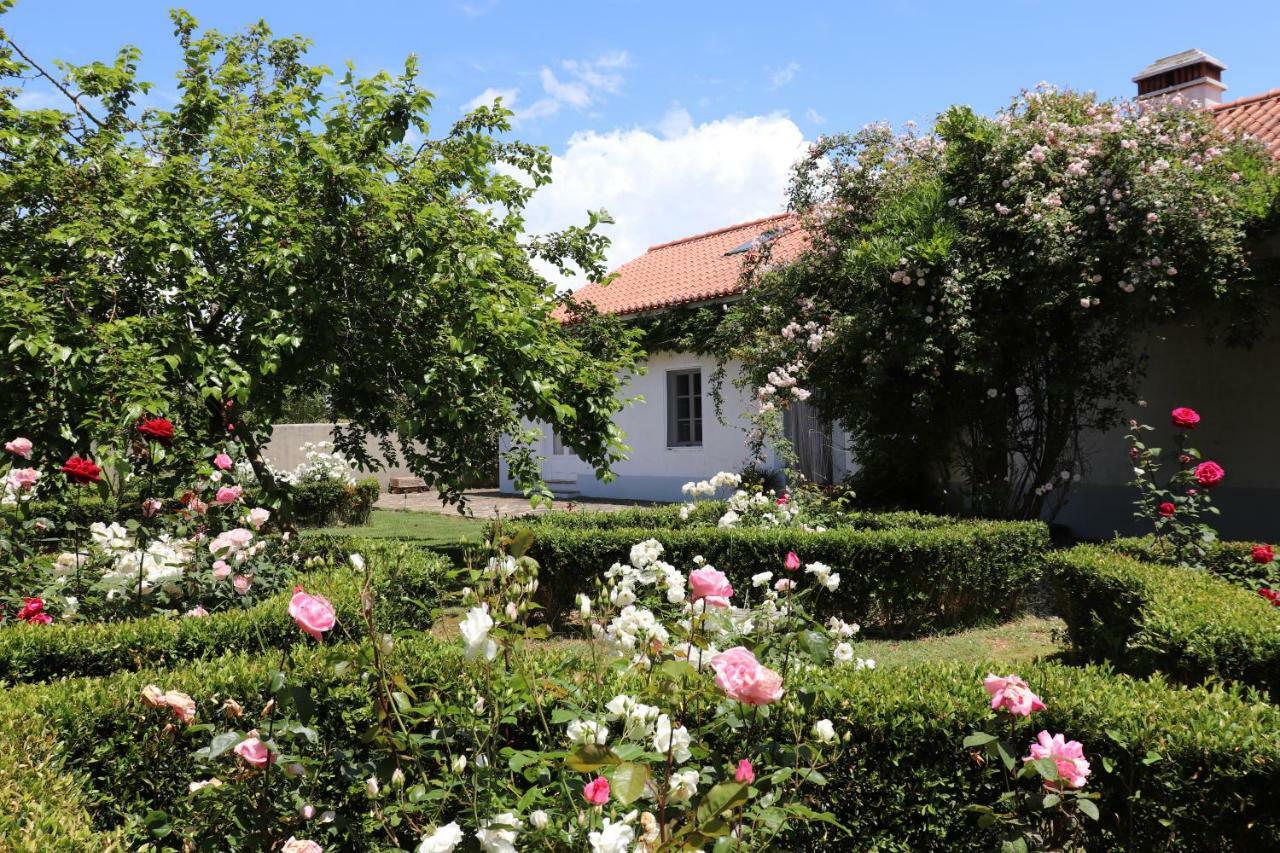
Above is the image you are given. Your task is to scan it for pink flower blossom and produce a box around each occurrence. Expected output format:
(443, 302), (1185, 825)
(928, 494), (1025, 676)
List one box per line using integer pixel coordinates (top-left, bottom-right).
(688, 567), (734, 608)
(281, 839), (323, 853)
(784, 551), (801, 571)
(983, 673), (1046, 717)
(212, 561), (232, 580)
(4, 437), (32, 459)
(6, 467), (39, 492)
(583, 776), (610, 805)
(232, 575), (253, 595)
(1170, 407), (1200, 430)
(234, 734), (275, 767)
(710, 646), (784, 706)
(1194, 460), (1225, 488)
(735, 759), (755, 783)
(185, 606), (210, 617)
(141, 498), (163, 518)
(1025, 730), (1091, 789)
(162, 690), (197, 725)
(774, 578), (796, 592)
(289, 587), (337, 642)
(247, 507), (271, 529)
(214, 485), (243, 504)
(213, 452), (234, 471)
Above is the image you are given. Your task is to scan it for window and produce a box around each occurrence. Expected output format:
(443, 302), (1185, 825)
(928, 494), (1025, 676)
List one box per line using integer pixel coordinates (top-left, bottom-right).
(666, 369), (703, 447)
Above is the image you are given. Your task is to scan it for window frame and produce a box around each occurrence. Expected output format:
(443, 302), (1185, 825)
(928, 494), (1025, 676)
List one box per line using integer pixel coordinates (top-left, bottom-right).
(665, 368), (704, 448)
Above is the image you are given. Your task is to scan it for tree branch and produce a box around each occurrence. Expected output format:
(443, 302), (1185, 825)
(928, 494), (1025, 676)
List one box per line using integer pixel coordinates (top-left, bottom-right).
(3, 36), (107, 129)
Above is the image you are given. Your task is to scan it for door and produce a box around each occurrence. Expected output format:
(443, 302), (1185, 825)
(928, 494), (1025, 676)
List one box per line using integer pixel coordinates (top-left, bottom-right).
(784, 402), (833, 485)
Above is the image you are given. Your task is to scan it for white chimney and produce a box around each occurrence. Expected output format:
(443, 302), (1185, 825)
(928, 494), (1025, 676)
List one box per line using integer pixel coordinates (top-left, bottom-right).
(1133, 49), (1227, 106)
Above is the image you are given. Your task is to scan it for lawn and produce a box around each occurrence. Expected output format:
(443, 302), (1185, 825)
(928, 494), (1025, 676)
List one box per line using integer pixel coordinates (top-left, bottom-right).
(303, 508), (485, 547)
(860, 614), (1064, 668)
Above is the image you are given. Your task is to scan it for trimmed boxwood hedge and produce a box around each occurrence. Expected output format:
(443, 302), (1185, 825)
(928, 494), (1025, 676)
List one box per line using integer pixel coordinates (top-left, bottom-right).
(519, 502), (960, 532)
(1, 642), (1277, 850)
(1050, 545), (1280, 696)
(1107, 535), (1280, 590)
(0, 538), (448, 685)
(502, 520), (1048, 635)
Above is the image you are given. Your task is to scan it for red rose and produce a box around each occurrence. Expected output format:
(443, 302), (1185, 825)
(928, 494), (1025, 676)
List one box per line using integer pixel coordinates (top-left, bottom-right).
(1158, 501), (1175, 518)
(1252, 545), (1274, 565)
(137, 417), (175, 445)
(1193, 461), (1225, 489)
(16, 597), (44, 621)
(61, 454), (101, 485)
(1259, 589), (1280, 607)
(1171, 407), (1200, 430)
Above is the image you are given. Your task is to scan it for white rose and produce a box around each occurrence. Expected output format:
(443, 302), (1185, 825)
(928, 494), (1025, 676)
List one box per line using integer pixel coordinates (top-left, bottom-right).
(529, 810), (549, 830)
(812, 718), (837, 744)
(833, 642), (854, 664)
(588, 818), (636, 853)
(418, 821), (464, 853)
(459, 606), (497, 661)
(476, 812), (522, 853)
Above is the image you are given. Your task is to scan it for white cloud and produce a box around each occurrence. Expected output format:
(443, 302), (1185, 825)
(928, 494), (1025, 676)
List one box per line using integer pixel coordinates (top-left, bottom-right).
(465, 50), (630, 126)
(768, 61), (800, 90)
(463, 86), (519, 112)
(518, 109), (807, 287)
(805, 107), (827, 124)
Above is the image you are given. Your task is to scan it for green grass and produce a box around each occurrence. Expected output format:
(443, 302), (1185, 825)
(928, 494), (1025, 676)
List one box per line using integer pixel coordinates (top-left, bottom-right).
(303, 509), (485, 547)
(861, 614), (1064, 668)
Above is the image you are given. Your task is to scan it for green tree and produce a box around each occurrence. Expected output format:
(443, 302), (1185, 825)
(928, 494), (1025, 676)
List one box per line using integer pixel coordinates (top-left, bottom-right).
(717, 86), (1278, 517)
(0, 7), (640, 508)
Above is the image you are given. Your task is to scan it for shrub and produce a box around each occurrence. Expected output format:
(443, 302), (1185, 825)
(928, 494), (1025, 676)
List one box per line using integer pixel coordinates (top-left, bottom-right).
(2, 645), (1277, 850)
(521, 503), (958, 532)
(268, 475), (381, 527)
(0, 538), (446, 684)
(1108, 535), (1280, 591)
(503, 520), (1047, 635)
(1050, 545), (1280, 696)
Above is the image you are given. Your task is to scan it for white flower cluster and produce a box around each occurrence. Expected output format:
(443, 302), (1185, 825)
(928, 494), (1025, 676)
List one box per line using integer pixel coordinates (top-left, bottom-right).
(680, 470), (742, 499)
(719, 489), (799, 529)
(240, 441), (358, 487)
(804, 560), (841, 592)
(69, 521), (194, 594)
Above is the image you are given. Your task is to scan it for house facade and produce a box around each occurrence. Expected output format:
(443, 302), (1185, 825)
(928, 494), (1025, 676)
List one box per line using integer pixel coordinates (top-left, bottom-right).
(503, 51), (1280, 538)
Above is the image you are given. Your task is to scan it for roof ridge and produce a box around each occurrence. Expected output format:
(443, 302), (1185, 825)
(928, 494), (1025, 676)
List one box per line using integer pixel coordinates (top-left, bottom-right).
(1212, 88), (1280, 112)
(645, 212), (794, 253)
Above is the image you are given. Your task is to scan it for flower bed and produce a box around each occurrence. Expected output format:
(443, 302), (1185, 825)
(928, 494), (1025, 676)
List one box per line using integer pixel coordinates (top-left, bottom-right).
(2, 642), (1276, 850)
(0, 539), (448, 684)
(502, 520), (1048, 635)
(520, 502), (958, 532)
(1107, 535), (1280, 593)
(1050, 545), (1280, 696)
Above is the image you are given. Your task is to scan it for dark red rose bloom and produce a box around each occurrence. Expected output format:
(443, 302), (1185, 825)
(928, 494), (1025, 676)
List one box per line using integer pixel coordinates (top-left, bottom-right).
(137, 417), (175, 445)
(1158, 501), (1175, 518)
(61, 454), (101, 485)
(1252, 545), (1274, 565)
(16, 597), (44, 621)
(1193, 461), (1225, 489)
(1171, 407), (1200, 430)
(1258, 588), (1280, 607)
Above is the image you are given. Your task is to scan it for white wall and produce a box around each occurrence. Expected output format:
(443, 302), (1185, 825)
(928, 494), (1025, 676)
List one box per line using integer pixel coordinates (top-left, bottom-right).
(262, 424), (417, 491)
(500, 353), (771, 502)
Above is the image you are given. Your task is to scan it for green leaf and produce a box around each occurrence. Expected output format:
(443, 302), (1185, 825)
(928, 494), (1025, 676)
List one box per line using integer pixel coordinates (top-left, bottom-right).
(609, 762), (651, 805)
(1076, 798), (1100, 821)
(963, 732), (998, 748)
(564, 744), (620, 773)
(695, 781), (750, 825)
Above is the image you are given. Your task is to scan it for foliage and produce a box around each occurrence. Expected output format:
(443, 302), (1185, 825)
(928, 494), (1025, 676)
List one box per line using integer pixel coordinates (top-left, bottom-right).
(516, 501), (961, 532)
(1125, 406), (1224, 567)
(1109, 535), (1280, 593)
(714, 85), (1280, 516)
(506, 518), (1048, 634)
(0, 9), (641, 508)
(261, 477), (380, 528)
(1050, 545), (1280, 696)
(0, 539), (445, 684)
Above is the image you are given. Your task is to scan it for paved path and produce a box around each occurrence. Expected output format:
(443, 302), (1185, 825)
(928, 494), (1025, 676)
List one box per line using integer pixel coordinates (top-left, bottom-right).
(375, 488), (651, 518)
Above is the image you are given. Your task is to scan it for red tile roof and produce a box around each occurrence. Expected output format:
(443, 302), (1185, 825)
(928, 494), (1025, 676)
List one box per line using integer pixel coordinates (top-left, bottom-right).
(566, 213), (806, 317)
(1213, 88), (1280, 158)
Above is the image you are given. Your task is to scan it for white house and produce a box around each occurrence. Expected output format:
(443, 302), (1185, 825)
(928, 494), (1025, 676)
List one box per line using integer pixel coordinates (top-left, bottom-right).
(503, 51), (1280, 538)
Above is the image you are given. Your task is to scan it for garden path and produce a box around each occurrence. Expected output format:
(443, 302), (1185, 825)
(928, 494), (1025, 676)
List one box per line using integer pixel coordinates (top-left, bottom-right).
(375, 488), (651, 518)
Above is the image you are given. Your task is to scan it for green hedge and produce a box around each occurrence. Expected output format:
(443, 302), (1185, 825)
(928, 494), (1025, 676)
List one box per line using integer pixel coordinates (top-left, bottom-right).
(0, 538), (447, 685)
(1107, 535), (1280, 590)
(505, 520), (1047, 635)
(519, 502), (959, 532)
(1050, 545), (1280, 696)
(2, 644), (1277, 850)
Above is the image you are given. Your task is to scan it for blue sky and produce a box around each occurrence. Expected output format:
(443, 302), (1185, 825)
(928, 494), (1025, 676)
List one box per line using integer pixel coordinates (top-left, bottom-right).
(6, 0), (1278, 280)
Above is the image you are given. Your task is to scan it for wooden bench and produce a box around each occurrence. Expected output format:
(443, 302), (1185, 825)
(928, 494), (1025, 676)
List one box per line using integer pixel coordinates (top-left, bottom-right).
(388, 476), (427, 493)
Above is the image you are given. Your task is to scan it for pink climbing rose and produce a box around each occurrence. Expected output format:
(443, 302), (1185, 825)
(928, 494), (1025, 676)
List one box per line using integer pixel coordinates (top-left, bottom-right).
(1025, 730), (1091, 789)
(735, 758), (755, 783)
(214, 485), (244, 504)
(234, 734), (275, 767)
(710, 646), (784, 706)
(4, 437), (32, 459)
(583, 776), (610, 805)
(289, 587), (337, 642)
(983, 673), (1046, 717)
(688, 567), (734, 608)
(1170, 407), (1200, 430)
(213, 452), (234, 471)
(1193, 461), (1225, 489)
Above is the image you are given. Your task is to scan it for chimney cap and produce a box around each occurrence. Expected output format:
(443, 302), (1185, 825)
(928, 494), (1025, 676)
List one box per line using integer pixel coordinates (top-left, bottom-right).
(1132, 48), (1226, 83)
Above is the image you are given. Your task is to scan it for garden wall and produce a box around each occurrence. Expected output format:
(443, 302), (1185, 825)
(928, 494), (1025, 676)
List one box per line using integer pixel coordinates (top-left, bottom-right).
(262, 423), (418, 491)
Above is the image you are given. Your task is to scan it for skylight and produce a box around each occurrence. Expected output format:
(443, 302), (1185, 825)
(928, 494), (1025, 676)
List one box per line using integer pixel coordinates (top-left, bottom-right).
(724, 228), (783, 256)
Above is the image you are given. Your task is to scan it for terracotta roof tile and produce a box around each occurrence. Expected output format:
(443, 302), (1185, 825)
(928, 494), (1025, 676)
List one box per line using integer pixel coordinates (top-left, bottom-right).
(566, 213), (806, 317)
(1213, 88), (1280, 158)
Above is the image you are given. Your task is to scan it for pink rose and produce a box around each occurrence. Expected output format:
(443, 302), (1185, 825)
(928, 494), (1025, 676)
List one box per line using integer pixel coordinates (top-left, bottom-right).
(209, 527), (254, 557)
(234, 734), (275, 767)
(247, 507), (271, 529)
(289, 587), (337, 642)
(213, 452), (234, 471)
(281, 838), (322, 853)
(983, 673), (1046, 717)
(212, 561), (232, 580)
(1170, 407), (1200, 430)
(735, 758), (755, 783)
(141, 498), (163, 518)
(583, 776), (610, 805)
(710, 646), (784, 706)
(1025, 730), (1090, 789)
(184, 606), (210, 617)
(214, 485), (243, 504)
(232, 574), (253, 595)
(784, 551), (801, 571)
(688, 567), (734, 608)
(6, 467), (40, 492)
(141, 684), (166, 708)
(4, 437), (32, 459)
(1193, 461), (1224, 488)
(162, 690), (197, 725)
(774, 578), (796, 592)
